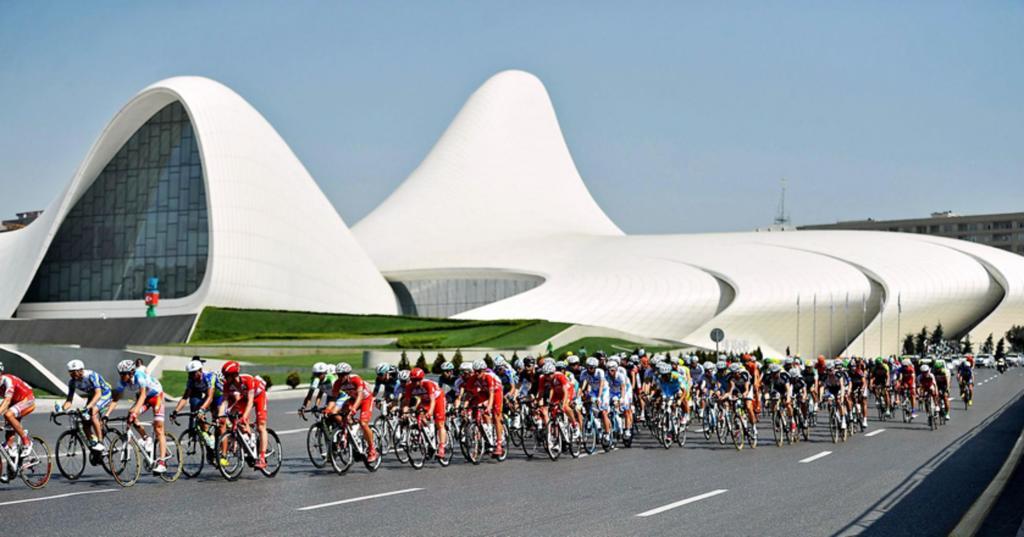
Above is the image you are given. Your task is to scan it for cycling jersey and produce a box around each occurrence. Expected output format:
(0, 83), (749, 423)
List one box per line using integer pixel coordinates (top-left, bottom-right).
(308, 373), (337, 394)
(497, 367), (518, 392)
(934, 370), (949, 392)
(333, 375), (372, 402)
(373, 374), (398, 399)
(187, 371), (224, 397)
(580, 368), (608, 398)
(658, 372), (685, 398)
(67, 370), (112, 399)
(115, 369), (163, 399)
(870, 364), (889, 384)
(0, 374), (33, 403)
(767, 374), (790, 396)
(958, 363), (974, 381)
(537, 372), (573, 402)
(919, 372), (936, 390)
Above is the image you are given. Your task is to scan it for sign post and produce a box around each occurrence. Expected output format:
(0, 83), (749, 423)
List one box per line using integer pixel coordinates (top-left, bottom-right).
(710, 328), (725, 356)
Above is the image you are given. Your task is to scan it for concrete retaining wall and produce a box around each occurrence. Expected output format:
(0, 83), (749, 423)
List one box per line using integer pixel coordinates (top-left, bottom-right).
(0, 315), (196, 348)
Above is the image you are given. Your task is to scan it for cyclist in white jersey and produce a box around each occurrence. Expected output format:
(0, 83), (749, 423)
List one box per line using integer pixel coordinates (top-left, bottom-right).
(579, 357), (612, 442)
(110, 359), (168, 474)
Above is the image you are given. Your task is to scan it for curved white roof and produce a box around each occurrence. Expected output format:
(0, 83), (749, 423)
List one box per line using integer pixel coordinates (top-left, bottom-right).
(3, 76), (396, 319)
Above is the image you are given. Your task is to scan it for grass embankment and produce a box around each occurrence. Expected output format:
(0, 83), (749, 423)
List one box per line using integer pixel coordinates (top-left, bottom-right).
(160, 352), (369, 394)
(552, 337), (675, 358)
(190, 307), (569, 350)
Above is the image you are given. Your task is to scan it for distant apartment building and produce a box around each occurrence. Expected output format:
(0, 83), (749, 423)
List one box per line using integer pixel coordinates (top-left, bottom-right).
(800, 211), (1024, 256)
(0, 210), (43, 232)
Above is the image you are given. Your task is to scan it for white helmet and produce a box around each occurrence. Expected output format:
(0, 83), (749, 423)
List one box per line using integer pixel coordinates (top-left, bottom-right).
(116, 359), (136, 373)
(326, 364), (337, 375)
(397, 369), (410, 382)
(920, 364), (930, 373)
(459, 362), (474, 373)
(493, 355), (506, 366)
(441, 362), (455, 372)
(657, 363), (672, 375)
(186, 360), (204, 373)
(336, 362), (352, 375)
(541, 362), (556, 375)
(375, 363), (393, 376)
(312, 362), (328, 375)
(567, 355), (580, 365)
(607, 358), (620, 369)
(585, 357), (599, 368)
(67, 359), (85, 372)
(472, 359), (487, 371)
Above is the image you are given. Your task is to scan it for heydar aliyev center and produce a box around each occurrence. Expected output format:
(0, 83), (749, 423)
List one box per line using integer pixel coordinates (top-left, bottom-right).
(2, 71), (1022, 357)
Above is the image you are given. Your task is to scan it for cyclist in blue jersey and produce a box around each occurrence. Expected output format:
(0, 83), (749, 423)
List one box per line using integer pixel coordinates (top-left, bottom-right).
(956, 359), (974, 406)
(110, 359), (168, 474)
(172, 358), (223, 449)
(61, 359), (113, 452)
(606, 358), (634, 440)
(579, 357), (612, 442)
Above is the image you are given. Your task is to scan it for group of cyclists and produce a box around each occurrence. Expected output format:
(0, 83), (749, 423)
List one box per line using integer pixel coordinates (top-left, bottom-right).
(0, 345), (982, 488)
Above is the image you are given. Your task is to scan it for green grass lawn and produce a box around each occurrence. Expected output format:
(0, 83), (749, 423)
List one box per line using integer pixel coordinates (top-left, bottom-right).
(190, 307), (568, 349)
(552, 337), (676, 358)
(160, 352), (371, 395)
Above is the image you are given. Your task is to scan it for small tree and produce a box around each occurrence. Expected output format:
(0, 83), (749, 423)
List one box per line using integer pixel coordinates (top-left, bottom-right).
(1006, 325), (1024, 353)
(430, 353), (447, 374)
(451, 349), (464, 370)
(903, 335), (915, 356)
(931, 322), (944, 345)
(286, 371), (301, 389)
(961, 334), (974, 354)
(414, 352), (428, 371)
(511, 351), (520, 362)
(483, 353), (494, 370)
(785, 346), (791, 357)
(995, 338), (1007, 360)
(914, 327), (929, 356)
(982, 333), (995, 355)
(397, 351), (411, 370)
(753, 347), (764, 360)
(263, 375), (274, 390)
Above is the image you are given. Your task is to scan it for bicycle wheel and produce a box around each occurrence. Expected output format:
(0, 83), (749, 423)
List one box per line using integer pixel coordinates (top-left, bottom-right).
(19, 436), (52, 489)
(745, 414), (758, 448)
(567, 422), (582, 458)
(466, 423), (485, 464)
(216, 433), (246, 481)
(407, 426), (427, 469)
(716, 409), (729, 445)
(508, 412), (524, 448)
(179, 429), (205, 478)
(731, 413), (744, 450)
(329, 429), (354, 474)
(702, 407), (713, 441)
(521, 417), (537, 459)
(260, 429), (283, 477)
(773, 412), (783, 447)
(55, 430), (86, 481)
(582, 418), (598, 455)
(394, 422), (411, 464)
(158, 432), (182, 483)
(305, 424), (329, 469)
(108, 431), (141, 487)
(545, 419), (562, 461)
(376, 418), (394, 459)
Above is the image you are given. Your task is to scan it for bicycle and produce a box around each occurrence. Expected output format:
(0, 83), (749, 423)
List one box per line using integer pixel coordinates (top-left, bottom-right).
(768, 392), (793, 447)
(824, 394), (848, 443)
(730, 396), (757, 450)
(459, 404), (507, 463)
(924, 392), (939, 431)
(517, 399), (546, 459)
(106, 415), (182, 486)
(0, 424), (51, 489)
(51, 409), (116, 480)
(172, 410), (218, 478)
(872, 385), (890, 421)
(581, 399), (605, 454)
(652, 397), (684, 449)
(958, 379), (972, 411)
(327, 410), (381, 474)
(544, 402), (583, 461)
(299, 406), (333, 469)
(213, 413), (282, 481)
(609, 397), (632, 449)
(401, 407), (452, 469)
(371, 398), (402, 463)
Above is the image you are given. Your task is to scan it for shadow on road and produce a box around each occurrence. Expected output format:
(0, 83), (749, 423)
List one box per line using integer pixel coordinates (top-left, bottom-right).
(833, 388), (1024, 537)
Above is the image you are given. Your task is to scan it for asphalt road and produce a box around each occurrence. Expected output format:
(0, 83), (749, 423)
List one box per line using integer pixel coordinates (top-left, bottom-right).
(2, 369), (1022, 537)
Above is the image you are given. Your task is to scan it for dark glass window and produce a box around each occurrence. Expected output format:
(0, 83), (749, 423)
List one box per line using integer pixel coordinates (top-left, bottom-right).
(24, 102), (208, 303)
(389, 276), (544, 318)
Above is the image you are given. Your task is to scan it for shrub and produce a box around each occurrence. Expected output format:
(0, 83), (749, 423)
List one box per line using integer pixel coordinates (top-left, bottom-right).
(431, 353), (447, 374)
(286, 371), (301, 389)
(415, 352), (429, 371)
(452, 349), (463, 370)
(263, 375), (274, 390)
(483, 353), (494, 370)
(398, 351), (410, 370)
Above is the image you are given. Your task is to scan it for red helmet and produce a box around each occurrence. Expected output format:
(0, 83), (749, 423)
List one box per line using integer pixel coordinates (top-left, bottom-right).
(222, 361), (240, 375)
(409, 367), (425, 381)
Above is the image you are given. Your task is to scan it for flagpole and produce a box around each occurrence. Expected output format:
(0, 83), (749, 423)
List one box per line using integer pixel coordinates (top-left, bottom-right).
(861, 293), (867, 358)
(879, 294), (885, 358)
(897, 293), (902, 357)
(796, 295), (801, 358)
(844, 293), (850, 356)
(812, 294), (818, 360)
(829, 294), (834, 359)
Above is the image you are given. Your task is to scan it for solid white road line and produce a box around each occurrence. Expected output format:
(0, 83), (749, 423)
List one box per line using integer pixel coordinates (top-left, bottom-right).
(799, 451), (832, 463)
(298, 488), (423, 511)
(277, 428), (307, 436)
(864, 429), (885, 437)
(635, 489), (728, 517)
(0, 489), (118, 507)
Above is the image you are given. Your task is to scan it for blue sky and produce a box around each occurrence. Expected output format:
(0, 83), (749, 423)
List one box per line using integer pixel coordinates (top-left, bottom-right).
(1, 2), (1021, 233)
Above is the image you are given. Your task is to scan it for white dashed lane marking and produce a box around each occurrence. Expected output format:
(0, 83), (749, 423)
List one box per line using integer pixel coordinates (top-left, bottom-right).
(297, 488), (423, 511)
(635, 489), (728, 517)
(799, 451), (832, 463)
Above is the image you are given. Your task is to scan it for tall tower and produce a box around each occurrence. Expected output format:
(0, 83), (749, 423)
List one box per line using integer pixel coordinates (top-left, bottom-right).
(774, 178), (791, 226)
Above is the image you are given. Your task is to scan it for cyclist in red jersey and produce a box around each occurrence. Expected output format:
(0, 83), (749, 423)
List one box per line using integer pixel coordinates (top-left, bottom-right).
(0, 363), (36, 457)
(218, 361), (269, 468)
(471, 360), (504, 458)
(536, 362), (577, 430)
(897, 359), (917, 419)
(327, 362), (378, 462)
(917, 364), (938, 414)
(743, 355), (762, 419)
(401, 368), (447, 459)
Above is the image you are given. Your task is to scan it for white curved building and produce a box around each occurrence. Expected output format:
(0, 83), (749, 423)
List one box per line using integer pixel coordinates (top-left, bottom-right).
(0, 76), (396, 320)
(2, 71), (1022, 357)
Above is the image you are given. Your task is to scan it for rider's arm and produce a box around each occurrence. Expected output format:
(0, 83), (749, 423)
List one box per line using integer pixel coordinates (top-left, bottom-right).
(200, 383), (215, 411)
(62, 379), (75, 410)
(242, 387), (255, 421)
(0, 390), (12, 415)
(173, 386), (191, 414)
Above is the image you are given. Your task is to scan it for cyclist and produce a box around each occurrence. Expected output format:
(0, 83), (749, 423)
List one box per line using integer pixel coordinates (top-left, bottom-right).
(821, 361), (848, 430)
(765, 363), (795, 433)
(743, 355), (763, 419)
(171, 358), (223, 449)
(62, 359), (112, 452)
(373, 364), (399, 403)
(917, 364), (939, 418)
(606, 358), (634, 440)
(869, 357), (892, 418)
(297, 362), (336, 417)
(956, 358), (974, 406)
(402, 367), (447, 460)
(653, 363), (687, 440)
(849, 358), (869, 428)
(800, 361), (819, 415)
(790, 367), (809, 429)
(579, 357), (612, 444)
(326, 362), (378, 463)
(472, 360), (505, 458)
(932, 361), (951, 421)
(726, 363), (756, 424)
(0, 362), (36, 457)
(537, 361), (578, 433)
(110, 359), (168, 474)
(896, 358), (917, 419)
(438, 362), (458, 404)
(219, 361), (269, 469)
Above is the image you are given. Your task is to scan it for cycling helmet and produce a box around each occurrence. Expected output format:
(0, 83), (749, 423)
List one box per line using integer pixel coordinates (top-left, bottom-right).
(630, 355), (640, 364)
(638, 348), (647, 357)
(326, 364), (337, 375)
(186, 360), (204, 373)
(312, 362), (328, 375)
(566, 351), (575, 358)
(221, 361), (240, 375)
(472, 359), (487, 371)
(460, 362), (474, 373)
(513, 359), (524, 370)
(657, 363), (672, 375)
(441, 362), (455, 372)
(67, 359), (85, 372)
(901, 358), (912, 367)
(117, 359), (137, 374)
(555, 360), (567, 371)
(336, 362), (353, 375)
(716, 361), (727, 370)
(788, 368), (802, 378)
(567, 355), (580, 365)
(728, 363), (742, 373)
(397, 370), (410, 382)
(585, 357), (599, 368)
(793, 358), (804, 368)
(607, 358), (620, 369)
(523, 356), (536, 367)
(494, 355), (506, 367)
(375, 363), (392, 376)
(768, 363), (781, 374)
(824, 360), (835, 370)
(409, 368), (425, 381)
(541, 362), (556, 375)
(935, 360), (946, 370)
(920, 364), (930, 373)
(703, 361), (715, 371)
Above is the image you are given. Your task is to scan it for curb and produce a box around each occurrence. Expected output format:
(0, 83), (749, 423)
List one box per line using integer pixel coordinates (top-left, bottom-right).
(949, 415), (1024, 537)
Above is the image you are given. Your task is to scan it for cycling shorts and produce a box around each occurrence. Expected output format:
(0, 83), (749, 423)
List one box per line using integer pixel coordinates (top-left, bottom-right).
(229, 392), (268, 424)
(611, 391), (632, 411)
(420, 400), (446, 424)
(588, 390), (610, 412)
(141, 393), (165, 423)
(189, 395), (223, 417)
(825, 385), (841, 397)
(341, 396), (373, 425)
(7, 397), (35, 419)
